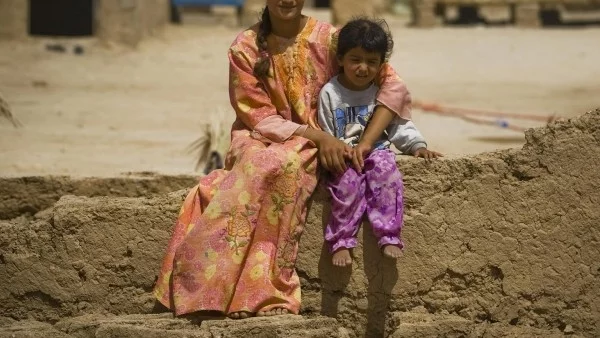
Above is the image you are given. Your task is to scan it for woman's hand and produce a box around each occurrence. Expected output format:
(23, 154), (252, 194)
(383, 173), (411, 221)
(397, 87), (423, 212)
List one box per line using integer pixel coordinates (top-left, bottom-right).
(317, 133), (352, 175)
(302, 128), (352, 175)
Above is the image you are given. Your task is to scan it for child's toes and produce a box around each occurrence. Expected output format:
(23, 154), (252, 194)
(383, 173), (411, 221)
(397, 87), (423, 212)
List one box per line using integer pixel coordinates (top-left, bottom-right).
(332, 249), (352, 267)
(383, 245), (402, 259)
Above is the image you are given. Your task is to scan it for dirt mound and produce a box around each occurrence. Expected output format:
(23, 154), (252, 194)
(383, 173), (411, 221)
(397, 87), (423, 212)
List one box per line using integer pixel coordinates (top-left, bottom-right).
(0, 173), (197, 220)
(0, 313), (346, 338)
(1, 109), (599, 337)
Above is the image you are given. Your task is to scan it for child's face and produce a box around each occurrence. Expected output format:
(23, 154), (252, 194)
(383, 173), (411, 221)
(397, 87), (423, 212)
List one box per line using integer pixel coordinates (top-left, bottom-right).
(267, 0), (305, 21)
(338, 47), (383, 91)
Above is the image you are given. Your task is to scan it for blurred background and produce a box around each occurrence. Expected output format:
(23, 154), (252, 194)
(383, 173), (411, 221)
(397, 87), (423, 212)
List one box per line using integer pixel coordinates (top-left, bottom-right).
(0, 0), (599, 177)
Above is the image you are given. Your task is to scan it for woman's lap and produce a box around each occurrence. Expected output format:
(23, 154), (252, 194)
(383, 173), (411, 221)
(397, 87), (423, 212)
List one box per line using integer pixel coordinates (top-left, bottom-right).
(154, 131), (318, 316)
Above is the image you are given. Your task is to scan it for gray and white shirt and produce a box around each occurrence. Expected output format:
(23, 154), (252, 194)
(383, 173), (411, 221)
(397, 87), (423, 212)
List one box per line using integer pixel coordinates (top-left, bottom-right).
(317, 76), (427, 155)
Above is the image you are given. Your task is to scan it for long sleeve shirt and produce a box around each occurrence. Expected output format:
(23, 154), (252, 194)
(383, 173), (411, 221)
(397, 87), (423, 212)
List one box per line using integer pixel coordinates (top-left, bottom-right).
(317, 76), (427, 154)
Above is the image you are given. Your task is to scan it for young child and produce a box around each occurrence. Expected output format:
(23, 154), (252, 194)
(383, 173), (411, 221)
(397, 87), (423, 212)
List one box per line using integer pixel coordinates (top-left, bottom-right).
(318, 18), (442, 267)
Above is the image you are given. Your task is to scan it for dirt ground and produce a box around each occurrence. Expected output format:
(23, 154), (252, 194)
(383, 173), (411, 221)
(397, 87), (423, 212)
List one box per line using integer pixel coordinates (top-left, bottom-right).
(1, 9), (599, 177)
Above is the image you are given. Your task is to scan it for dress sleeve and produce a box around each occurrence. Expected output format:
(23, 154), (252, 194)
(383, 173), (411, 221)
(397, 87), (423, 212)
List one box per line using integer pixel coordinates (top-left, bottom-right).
(317, 86), (337, 137)
(228, 46), (304, 143)
(374, 65), (413, 121)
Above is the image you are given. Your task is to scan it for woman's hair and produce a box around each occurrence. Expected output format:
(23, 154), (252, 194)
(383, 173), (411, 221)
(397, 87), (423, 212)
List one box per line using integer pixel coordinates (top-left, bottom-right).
(253, 7), (272, 78)
(336, 18), (394, 63)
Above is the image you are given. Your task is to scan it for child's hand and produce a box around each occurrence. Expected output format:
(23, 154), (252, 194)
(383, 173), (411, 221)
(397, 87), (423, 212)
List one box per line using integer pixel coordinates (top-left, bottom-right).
(352, 142), (373, 173)
(414, 147), (443, 161)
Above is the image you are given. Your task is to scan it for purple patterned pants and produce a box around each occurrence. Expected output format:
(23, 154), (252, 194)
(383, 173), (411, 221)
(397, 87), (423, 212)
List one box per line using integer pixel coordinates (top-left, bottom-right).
(324, 149), (404, 253)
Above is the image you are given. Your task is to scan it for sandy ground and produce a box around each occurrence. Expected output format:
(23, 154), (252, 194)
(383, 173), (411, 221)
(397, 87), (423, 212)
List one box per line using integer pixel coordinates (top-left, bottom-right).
(1, 9), (599, 177)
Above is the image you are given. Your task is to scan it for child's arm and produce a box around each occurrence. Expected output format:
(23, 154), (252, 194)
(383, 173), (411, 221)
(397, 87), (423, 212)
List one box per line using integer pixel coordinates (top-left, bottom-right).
(387, 118), (427, 155)
(387, 118), (443, 160)
(352, 105), (396, 172)
(229, 44), (304, 143)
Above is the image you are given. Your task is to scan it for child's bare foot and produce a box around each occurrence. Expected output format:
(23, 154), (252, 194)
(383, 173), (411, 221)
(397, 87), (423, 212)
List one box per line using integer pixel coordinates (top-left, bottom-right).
(257, 308), (289, 316)
(383, 245), (402, 259)
(332, 249), (352, 267)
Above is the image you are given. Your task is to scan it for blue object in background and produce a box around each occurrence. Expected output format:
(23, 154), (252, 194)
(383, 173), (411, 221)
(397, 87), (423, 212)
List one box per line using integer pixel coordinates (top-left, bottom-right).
(496, 119), (510, 128)
(172, 0), (244, 6)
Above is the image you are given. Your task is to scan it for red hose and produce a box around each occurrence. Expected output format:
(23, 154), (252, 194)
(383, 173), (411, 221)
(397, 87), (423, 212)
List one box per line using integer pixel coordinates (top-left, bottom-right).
(413, 100), (559, 132)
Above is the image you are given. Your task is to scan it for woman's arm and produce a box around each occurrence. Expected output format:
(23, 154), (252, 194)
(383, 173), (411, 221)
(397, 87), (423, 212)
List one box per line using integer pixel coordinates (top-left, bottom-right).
(297, 87), (352, 175)
(296, 127), (350, 175)
(374, 65), (413, 121)
(229, 45), (304, 143)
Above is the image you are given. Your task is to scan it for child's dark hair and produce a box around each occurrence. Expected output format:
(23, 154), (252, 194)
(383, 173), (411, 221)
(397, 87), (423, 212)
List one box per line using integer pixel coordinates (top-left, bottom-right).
(337, 18), (393, 63)
(253, 7), (272, 79)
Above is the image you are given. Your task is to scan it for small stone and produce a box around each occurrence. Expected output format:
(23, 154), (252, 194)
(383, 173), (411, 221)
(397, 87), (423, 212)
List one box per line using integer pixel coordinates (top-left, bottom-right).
(564, 324), (574, 334)
(45, 43), (66, 53)
(410, 306), (429, 314)
(338, 327), (352, 338)
(355, 298), (368, 312)
(73, 45), (84, 55)
(72, 260), (84, 270)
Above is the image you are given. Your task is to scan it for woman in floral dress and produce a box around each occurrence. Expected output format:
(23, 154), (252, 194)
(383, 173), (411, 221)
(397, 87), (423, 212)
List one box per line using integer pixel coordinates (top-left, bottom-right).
(154, 0), (413, 319)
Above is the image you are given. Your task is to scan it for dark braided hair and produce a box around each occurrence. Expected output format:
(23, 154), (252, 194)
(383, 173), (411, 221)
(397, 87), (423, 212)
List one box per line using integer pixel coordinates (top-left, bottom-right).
(253, 7), (272, 78)
(336, 17), (394, 64)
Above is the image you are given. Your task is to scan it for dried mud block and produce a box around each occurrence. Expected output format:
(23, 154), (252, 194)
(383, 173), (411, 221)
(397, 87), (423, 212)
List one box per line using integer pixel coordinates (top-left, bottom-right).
(515, 3), (541, 28)
(200, 315), (341, 338)
(56, 313), (209, 338)
(411, 0), (438, 27)
(0, 320), (70, 338)
(385, 311), (580, 338)
(0, 174), (196, 220)
(385, 311), (474, 337)
(0, 194), (184, 322)
(331, 0), (376, 26)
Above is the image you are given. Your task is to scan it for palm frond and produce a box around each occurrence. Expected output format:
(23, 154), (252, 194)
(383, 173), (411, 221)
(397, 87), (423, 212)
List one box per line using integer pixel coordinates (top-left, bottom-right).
(186, 118), (230, 174)
(186, 123), (214, 172)
(0, 92), (22, 128)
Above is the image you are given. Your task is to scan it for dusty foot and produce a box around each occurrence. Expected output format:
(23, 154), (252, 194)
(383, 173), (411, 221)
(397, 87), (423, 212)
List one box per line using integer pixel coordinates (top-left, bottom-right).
(228, 311), (253, 319)
(332, 249), (352, 267)
(257, 308), (290, 316)
(382, 245), (402, 259)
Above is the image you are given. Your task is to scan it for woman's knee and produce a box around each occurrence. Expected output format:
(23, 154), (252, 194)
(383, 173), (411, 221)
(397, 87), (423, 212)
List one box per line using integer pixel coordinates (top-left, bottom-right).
(246, 148), (287, 174)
